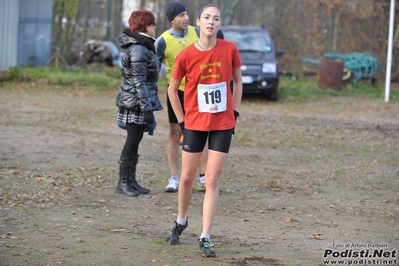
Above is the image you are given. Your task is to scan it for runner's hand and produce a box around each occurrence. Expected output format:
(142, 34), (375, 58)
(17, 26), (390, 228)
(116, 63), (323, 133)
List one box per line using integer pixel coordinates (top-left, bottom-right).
(233, 110), (239, 135)
(178, 121), (184, 133)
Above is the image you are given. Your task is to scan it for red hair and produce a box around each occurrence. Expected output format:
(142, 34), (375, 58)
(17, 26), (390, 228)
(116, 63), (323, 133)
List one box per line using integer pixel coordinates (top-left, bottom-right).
(128, 10), (155, 33)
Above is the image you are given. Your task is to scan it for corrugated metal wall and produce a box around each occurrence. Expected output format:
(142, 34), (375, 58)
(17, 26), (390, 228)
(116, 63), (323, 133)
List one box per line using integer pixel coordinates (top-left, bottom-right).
(0, 0), (19, 72)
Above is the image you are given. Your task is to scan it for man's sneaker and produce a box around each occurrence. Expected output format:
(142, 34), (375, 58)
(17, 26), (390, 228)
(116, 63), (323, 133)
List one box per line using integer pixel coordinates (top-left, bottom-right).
(166, 220), (188, 244)
(165, 176), (179, 192)
(197, 176), (206, 192)
(199, 238), (216, 257)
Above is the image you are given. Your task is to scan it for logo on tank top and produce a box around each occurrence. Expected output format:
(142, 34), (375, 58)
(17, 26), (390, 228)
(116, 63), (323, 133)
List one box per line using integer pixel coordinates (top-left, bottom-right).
(179, 39), (188, 47)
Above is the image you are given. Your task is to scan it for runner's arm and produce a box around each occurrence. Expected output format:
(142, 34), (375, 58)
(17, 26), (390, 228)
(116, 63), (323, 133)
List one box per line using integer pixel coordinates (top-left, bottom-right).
(168, 77), (184, 122)
(154, 36), (166, 70)
(232, 67), (243, 112)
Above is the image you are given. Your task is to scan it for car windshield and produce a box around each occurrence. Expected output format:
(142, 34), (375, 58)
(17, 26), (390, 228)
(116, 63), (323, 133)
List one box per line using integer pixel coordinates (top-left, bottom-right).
(223, 30), (272, 52)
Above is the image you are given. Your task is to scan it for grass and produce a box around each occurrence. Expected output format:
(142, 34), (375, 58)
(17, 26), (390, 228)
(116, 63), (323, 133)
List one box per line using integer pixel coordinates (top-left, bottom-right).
(1, 66), (397, 102)
(9, 65), (121, 84)
(279, 76), (399, 102)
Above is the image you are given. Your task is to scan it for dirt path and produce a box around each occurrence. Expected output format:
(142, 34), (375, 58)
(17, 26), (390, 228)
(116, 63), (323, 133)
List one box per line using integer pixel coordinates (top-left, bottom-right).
(0, 86), (398, 266)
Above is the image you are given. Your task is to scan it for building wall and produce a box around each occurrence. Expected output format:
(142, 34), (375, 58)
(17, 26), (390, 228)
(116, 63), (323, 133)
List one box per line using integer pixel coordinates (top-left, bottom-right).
(0, 0), (19, 71)
(18, 0), (52, 66)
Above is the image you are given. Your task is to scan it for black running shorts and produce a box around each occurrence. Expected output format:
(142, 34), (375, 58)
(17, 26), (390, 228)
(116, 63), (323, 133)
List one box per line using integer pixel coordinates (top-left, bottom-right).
(182, 129), (233, 153)
(166, 89), (184, 124)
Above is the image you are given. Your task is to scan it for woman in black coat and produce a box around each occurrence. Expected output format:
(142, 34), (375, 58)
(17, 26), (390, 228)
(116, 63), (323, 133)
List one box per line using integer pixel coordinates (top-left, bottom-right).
(115, 9), (163, 197)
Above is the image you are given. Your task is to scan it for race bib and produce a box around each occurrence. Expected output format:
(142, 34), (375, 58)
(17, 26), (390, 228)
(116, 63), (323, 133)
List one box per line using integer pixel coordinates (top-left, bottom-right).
(197, 82), (227, 113)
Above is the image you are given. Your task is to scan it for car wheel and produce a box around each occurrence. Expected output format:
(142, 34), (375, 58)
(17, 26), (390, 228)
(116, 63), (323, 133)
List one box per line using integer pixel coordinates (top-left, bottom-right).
(268, 89), (279, 102)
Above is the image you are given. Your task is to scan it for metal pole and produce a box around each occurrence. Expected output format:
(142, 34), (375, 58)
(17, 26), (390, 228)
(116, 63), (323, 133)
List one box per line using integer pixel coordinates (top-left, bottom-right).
(384, 0), (395, 103)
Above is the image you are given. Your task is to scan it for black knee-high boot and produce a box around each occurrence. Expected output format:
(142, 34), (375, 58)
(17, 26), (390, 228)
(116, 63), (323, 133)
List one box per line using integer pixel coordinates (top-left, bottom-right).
(129, 155), (151, 194)
(116, 157), (140, 197)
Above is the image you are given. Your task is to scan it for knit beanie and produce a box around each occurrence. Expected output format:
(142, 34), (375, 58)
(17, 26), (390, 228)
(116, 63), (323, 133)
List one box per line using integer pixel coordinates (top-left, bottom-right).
(166, 2), (187, 22)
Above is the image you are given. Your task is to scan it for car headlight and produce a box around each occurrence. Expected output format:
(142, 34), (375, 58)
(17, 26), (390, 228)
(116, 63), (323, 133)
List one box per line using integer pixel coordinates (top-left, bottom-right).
(262, 63), (276, 73)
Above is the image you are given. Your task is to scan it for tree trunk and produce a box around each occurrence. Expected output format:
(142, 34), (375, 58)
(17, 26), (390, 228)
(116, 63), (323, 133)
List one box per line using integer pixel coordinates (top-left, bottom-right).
(55, 0), (64, 48)
(82, 0), (90, 43)
(110, 0), (123, 44)
(332, 11), (340, 52)
(140, 0), (146, 9)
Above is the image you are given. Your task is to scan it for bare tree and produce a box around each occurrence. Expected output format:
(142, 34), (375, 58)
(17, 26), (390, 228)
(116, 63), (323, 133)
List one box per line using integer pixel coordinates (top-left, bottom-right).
(52, 0), (79, 58)
(110, 1), (124, 44)
(82, 0), (91, 43)
(140, 0), (146, 9)
(50, 0), (396, 81)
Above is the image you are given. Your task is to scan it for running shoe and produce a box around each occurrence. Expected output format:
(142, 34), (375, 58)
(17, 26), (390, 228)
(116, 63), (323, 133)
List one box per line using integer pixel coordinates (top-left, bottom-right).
(197, 176), (206, 192)
(166, 220), (188, 245)
(199, 238), (216, 257)
(164, 176), (179, 192)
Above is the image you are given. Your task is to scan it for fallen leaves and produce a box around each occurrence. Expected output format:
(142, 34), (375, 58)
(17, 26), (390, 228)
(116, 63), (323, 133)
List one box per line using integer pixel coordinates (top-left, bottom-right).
(312, 233), (323, 240)
(0, 232), (18, 239)
(103, 227), (128, 233)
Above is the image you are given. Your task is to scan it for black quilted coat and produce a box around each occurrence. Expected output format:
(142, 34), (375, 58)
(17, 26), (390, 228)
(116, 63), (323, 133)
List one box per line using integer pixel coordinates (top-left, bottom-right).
(116, 29), (163, 114)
